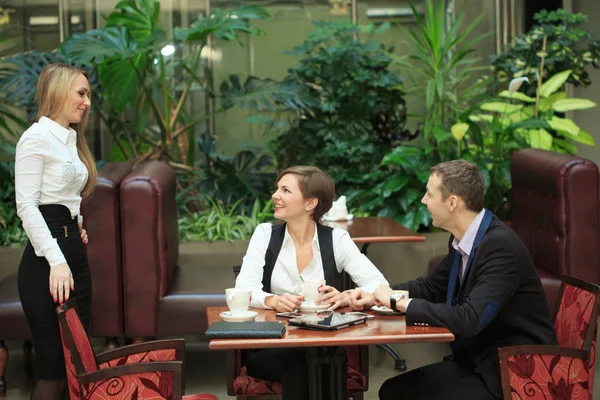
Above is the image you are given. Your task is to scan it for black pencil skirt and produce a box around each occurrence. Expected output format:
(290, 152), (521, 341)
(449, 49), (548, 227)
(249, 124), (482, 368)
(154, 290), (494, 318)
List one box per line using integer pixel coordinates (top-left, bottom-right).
(18, 204), (92, 380)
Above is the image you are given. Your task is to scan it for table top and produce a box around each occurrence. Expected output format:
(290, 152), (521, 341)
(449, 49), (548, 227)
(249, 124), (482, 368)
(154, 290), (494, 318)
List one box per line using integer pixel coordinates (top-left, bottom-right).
(321, 217), (426, 244)
(206, 307), (454, 350)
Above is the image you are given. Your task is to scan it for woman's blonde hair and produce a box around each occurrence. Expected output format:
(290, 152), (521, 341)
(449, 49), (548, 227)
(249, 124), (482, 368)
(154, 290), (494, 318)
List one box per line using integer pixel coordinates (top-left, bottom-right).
(36, 63), (97, 198)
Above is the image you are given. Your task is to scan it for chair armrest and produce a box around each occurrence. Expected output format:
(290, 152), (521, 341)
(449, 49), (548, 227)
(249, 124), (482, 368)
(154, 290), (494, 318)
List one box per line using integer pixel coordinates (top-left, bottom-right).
(96, 339), (185, 366)
(78, 361), (184, 398)
(498, 344), (587, 360)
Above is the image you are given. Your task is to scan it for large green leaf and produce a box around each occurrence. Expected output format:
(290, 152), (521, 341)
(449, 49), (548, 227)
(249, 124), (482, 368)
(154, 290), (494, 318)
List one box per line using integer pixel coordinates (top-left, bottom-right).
(498, 90), (536, 103)
(219, 76), (312, 112)
(540, 70), (571, 98)
(529, 129), (553, 149)
(480, 102), (523, 113)
(98, 53), (148, 112)
(175, 5), (270, 43)
(548, 116), (580, 136)
(567, 129), (595, 146)
(106, 0), (160, 43)
(383, 175), (409, 198)
(59, 27), (139, 65)
(539, 92), (567, 111)
(510, 118), (551, 130)
(552, 98), (597, 112)
(0, 51), (67, 106)
(381, 146), (424, 166)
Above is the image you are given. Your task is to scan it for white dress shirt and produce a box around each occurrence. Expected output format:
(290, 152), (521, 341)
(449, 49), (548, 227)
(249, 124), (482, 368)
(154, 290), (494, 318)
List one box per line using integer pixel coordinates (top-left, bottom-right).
(15, 116), (88, 267)
(236, 222), (389, 308)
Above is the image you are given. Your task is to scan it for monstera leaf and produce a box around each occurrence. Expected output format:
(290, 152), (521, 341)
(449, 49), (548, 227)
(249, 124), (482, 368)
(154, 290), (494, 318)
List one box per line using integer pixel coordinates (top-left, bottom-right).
(174, 5), (270, 43)
(219, 75), (312, 112)
(0, 51), (68, 106)
(105, 0), (161, 43)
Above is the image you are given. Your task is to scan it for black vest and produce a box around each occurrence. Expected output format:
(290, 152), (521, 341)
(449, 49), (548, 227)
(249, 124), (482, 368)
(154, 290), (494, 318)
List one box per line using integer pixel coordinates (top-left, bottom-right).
(261, 223), (342, 293)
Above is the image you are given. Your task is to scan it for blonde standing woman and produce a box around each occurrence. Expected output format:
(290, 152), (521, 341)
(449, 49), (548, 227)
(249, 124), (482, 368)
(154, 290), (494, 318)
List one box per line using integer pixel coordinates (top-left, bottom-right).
(15, 63), (96, 400)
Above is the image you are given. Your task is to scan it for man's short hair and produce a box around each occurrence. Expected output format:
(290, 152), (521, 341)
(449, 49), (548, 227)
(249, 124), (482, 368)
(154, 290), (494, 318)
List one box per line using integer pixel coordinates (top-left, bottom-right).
(430, 160), (485, 212)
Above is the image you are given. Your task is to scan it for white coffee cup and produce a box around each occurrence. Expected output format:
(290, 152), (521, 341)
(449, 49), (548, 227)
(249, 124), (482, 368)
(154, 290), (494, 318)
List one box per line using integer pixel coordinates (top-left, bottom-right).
(226, 288), (252, 316)
(298, 279), (326, 306)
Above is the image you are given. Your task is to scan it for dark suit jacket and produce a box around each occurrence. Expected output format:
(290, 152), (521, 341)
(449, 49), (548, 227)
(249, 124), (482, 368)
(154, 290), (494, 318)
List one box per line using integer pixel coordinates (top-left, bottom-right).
(392, 216), (557, 397)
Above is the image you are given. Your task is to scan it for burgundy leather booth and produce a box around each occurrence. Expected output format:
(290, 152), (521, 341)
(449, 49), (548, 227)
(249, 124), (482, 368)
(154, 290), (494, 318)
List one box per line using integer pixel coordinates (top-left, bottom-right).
(0, 162), (131, 391)
(427, 149), (600, 311)
(119, 161), (225, 339)
(81, 162), (132, 347)
(510, 148), (600, 309)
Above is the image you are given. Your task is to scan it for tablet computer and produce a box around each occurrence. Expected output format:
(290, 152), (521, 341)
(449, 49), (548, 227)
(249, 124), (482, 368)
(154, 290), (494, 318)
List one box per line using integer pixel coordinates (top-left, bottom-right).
(288, 312), (368, 331)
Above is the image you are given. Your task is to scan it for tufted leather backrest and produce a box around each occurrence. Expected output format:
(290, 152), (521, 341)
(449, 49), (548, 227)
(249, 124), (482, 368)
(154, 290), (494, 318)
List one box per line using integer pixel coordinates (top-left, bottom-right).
(120, 161), (179, 337)
(510, 149), (600, 299)
(81, 162), (132, 338)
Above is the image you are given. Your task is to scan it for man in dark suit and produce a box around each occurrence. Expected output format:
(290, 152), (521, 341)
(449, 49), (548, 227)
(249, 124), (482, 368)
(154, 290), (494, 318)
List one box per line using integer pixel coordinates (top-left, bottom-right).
(350, 160), (557, 400)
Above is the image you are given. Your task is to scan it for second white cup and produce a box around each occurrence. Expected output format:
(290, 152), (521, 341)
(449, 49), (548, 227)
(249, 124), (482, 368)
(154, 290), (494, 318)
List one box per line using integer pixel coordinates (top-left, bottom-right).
(298, 279), (326, 305)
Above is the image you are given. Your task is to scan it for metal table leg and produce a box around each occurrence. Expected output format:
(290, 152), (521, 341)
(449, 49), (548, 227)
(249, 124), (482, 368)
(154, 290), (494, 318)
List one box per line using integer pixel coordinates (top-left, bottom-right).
(306, 347), (348, 400)
(360, 243), (407, 372)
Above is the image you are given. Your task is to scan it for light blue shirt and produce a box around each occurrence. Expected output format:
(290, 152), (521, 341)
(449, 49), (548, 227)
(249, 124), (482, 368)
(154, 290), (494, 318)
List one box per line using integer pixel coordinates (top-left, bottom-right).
(451, 208), (486, 281)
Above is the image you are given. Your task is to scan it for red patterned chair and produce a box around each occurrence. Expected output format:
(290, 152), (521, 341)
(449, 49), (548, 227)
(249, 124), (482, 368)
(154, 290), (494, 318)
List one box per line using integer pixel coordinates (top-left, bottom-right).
(498, 275), (600, 399)
(56, 298), (218, 400)
(228, 266), (368, 400)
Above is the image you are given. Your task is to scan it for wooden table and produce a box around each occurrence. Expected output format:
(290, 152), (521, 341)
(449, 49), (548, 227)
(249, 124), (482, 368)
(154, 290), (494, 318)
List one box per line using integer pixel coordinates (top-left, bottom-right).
(206, 307), (453, 399)
(322, 216), (427, 370)
(322, 216), (426, 244)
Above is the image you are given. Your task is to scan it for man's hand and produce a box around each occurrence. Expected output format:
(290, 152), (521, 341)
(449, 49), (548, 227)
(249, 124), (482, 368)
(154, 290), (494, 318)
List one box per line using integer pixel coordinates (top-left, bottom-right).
(266, 293), (304, 312)
(374, 285), (393, 309)
(316, 285), (349, 310)
(349, 288), (377, 310)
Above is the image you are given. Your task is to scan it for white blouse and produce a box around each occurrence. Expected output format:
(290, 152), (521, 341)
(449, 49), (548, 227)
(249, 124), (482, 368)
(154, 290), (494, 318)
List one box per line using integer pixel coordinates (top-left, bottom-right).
(235, 222), (389, 308)
(15, 116), (88, 267)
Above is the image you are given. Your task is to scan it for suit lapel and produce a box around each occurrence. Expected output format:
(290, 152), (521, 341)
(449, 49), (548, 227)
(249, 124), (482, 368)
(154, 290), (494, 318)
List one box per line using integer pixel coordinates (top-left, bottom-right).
(447, 209), (493, 305)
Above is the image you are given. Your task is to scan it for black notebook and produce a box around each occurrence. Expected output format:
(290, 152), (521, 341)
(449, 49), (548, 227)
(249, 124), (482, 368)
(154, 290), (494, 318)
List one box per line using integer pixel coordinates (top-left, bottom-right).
(205, 321), (286, 339)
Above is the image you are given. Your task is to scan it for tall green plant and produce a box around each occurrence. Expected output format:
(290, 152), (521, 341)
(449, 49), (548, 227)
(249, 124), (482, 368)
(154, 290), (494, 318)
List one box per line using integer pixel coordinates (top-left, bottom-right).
(57, 1), (310, 171)
(178, 197), (274, 242)
(451, 70), (597, 216)
(272, 20), (410, 197)
(391, 0), (489, 155)
(492, 9), (600, 96)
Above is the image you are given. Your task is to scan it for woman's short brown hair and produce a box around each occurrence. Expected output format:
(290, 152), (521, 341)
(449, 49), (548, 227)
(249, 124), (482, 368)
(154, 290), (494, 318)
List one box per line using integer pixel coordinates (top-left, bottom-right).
(276, 166), (335, 221)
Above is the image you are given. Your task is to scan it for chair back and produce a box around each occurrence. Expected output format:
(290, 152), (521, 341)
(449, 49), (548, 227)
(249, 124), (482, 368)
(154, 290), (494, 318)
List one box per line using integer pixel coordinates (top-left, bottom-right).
(553, 275), (600, 353)
(510, 148), (600, 308)
(56, 299), (98, 400)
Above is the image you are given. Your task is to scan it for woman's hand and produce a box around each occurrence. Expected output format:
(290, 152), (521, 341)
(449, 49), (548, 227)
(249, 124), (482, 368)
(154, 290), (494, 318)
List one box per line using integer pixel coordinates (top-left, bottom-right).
(267, 293), (304, 312)
(316, 285), (349, 311)
(78, 222), (88, 244)
(49, 263), (74, 304)
(349, 288), (377, 310)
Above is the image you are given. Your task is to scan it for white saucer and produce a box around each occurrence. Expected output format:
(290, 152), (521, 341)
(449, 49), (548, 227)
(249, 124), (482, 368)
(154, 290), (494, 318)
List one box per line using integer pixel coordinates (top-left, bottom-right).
(371, 305), (404, 315)
(219, 310), (258, 322)
(299, 302), (331, 313)
(322, 213), (354, 222)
